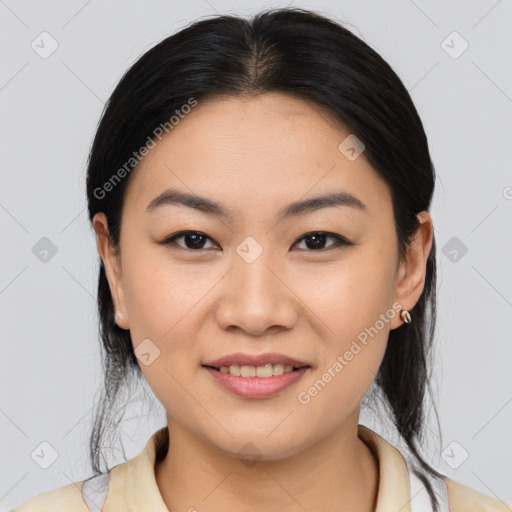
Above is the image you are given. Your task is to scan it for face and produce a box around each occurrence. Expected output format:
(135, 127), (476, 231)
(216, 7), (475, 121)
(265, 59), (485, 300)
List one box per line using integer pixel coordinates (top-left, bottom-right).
(94, 92), (432, 460)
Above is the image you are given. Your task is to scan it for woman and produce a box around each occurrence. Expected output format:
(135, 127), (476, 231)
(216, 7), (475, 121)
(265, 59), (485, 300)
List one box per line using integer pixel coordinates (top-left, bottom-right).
(12, 7), (511, 512)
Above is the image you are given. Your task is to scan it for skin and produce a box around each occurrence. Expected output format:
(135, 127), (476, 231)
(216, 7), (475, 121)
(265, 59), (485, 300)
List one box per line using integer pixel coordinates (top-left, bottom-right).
(93, 92), (433, 512)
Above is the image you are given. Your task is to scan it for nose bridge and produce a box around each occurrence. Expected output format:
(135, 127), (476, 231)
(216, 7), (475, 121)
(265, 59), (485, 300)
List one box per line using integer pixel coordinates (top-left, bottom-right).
(233, 240), (281, 306)
(214, 238), (297, 335)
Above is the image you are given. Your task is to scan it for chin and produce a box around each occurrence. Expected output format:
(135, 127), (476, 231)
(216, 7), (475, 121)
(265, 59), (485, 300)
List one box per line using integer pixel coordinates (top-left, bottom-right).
(206, 429), (312, 463)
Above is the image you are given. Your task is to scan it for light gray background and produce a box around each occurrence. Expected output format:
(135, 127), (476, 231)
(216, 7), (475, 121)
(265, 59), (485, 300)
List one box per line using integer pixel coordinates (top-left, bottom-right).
(1, 0), (511, 509)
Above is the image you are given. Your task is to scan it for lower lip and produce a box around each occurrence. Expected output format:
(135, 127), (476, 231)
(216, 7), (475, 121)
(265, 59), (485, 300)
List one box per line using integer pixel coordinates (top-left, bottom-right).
(203, 366), (310, 399)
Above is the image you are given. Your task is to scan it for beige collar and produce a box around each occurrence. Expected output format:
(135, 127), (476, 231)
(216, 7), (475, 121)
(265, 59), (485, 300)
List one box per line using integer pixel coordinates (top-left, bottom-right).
(104, 424), (413, 511)
(357, 424), (413, 512)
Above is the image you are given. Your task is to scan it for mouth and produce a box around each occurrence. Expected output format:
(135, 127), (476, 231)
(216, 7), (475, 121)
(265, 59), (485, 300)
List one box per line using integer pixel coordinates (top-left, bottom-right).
(202, 352), (312, 375)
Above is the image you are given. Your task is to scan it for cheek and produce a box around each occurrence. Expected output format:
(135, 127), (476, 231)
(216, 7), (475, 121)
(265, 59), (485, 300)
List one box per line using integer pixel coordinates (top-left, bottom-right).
(119, 240), (226, 396)
(295, 244), (397, 339)
(121, 240), (213, 336)
(295, 244), (396, 398)
(119, 243), (208, 412)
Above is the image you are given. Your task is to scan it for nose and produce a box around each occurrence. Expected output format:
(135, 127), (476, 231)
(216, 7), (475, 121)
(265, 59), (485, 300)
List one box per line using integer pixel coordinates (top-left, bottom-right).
(214, 251), (299, 336)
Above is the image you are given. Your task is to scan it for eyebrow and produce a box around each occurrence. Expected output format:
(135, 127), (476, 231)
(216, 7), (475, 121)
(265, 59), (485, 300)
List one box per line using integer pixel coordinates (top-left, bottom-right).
(146, 187), (367, 221)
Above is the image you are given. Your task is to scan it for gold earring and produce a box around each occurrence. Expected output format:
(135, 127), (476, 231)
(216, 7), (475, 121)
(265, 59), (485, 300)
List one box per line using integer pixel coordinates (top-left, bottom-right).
(400, 309), (411, 324)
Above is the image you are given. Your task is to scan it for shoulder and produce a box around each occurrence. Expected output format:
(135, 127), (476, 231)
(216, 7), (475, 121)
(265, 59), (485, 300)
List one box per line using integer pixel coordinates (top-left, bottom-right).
(443, 476), (512, 511)
(11, 480), (89, 512)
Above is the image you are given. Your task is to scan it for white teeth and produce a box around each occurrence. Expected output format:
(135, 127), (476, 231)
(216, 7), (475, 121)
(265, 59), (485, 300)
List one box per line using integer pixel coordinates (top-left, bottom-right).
(228, 364), (240, 376)
(241, 365), (256, 378)
(218, 363), (300, 378)
(272, 363), (284, 376)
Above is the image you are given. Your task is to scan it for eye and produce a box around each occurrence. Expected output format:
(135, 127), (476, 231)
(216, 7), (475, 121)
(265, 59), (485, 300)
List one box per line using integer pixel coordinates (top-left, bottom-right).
(292, 231), (352, 251)
(159, 230), (352, 252)
(159, 231), (219, 251)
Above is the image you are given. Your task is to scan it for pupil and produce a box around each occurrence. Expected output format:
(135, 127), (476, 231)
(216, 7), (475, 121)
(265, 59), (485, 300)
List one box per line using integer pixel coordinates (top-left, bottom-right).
(186, 233), (205, 249)
(306, 233), (326, 250)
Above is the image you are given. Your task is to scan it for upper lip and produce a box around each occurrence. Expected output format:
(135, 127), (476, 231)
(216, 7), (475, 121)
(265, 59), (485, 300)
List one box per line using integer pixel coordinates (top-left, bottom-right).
(203, 352), (310, 368)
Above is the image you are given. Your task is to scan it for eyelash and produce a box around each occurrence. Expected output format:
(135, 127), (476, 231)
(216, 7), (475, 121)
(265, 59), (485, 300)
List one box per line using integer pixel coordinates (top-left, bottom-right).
(158, 230), (353, 253)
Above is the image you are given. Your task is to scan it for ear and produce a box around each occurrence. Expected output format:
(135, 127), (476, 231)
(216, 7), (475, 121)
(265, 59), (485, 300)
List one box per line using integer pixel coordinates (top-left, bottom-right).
(92, 212), (130, 330)
(390, 211), (434, 330)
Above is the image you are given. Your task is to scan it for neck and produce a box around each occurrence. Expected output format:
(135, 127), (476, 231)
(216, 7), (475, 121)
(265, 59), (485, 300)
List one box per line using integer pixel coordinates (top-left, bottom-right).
(155, 412), (379, 512)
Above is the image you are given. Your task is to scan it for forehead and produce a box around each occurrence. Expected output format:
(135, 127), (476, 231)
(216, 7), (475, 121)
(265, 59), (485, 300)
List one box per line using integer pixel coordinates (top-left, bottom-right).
(123, 93), (392, 221)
